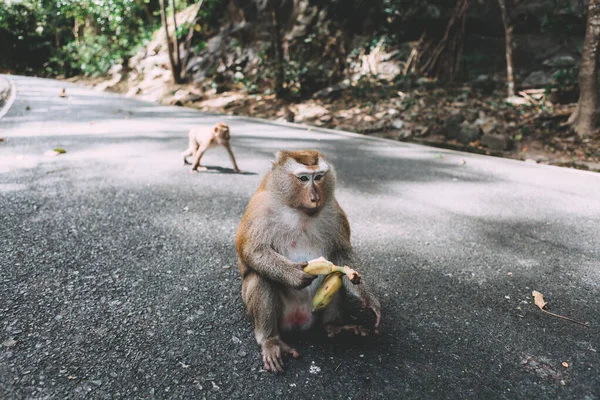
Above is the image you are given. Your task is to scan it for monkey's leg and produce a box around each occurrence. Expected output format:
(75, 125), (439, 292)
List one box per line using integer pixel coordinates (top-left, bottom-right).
(181, 148), (194, 165)
(242, 273), (299, 373)
(190, 144), (209, 172)
(320, 290), (367, 337)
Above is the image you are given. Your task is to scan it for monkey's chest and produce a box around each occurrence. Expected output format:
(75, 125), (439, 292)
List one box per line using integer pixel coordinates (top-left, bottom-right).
(282, 239), (325, 264)
(279, 241), (325, 331)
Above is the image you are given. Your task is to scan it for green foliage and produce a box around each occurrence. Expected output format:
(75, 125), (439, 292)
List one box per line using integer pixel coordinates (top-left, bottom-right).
(1, 0), (157, 76)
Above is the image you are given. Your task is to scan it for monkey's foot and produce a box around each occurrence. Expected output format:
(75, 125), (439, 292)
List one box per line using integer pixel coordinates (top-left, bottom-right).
(191, 166), (208, 173)
(261, 338), (299, 374)
(326, 324), (368, 338)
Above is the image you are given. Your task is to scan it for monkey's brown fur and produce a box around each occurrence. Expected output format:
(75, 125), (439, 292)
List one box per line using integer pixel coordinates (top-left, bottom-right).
(182, 122), (240, 173)
(236, 149), (381, 373)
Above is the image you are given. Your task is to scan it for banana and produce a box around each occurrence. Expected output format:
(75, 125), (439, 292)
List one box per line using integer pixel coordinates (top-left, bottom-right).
(304, 257), (344, 275)
(304, 257), (362, 284)
(311, 271), (344, 312)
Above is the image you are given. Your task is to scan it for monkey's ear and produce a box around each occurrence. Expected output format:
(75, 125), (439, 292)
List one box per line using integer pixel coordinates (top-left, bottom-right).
(213, 126), (220, 133)
(274, 150), (286, 163)
(272, 151), (285, 170)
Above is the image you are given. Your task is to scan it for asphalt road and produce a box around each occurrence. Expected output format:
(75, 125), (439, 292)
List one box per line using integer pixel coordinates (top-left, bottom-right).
(1, 75), (599, 400)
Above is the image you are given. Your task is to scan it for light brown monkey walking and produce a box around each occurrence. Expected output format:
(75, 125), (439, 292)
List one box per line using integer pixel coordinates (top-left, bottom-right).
(182, 122), (240, 173)
(236, 149), (381, 373)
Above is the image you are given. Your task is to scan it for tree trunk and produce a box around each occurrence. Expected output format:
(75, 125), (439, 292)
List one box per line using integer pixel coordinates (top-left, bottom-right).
(497, 0), (515, 97)
(135, 0), (155, 25)
(271, 4), (286, 98)
(170, 0), (182, 77)
(183, 0), (204, 71)
(404, 0), (469, 81)
(159, 0), (182, 83)
(568, 0), (600, 137)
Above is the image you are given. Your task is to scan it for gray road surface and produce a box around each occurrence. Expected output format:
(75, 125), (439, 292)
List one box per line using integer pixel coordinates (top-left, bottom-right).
(1, 75), (599, 399)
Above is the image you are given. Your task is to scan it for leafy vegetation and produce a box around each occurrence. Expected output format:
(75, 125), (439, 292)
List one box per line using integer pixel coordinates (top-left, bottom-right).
(1, 0), (158, 76)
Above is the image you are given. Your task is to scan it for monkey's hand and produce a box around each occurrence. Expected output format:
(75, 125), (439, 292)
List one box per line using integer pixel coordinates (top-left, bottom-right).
(290, 262), (317, 289)
(360, 290), (382, 335)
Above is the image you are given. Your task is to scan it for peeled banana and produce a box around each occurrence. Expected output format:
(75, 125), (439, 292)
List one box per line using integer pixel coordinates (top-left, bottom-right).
(311, 271), (344, 312)
(304, 257), (361, 284)
(305, 257), (363, 312)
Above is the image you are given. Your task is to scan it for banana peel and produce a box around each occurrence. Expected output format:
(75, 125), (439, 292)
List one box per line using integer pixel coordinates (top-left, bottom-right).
(304, 257), (362, 312)
(304, 257), (361, 284)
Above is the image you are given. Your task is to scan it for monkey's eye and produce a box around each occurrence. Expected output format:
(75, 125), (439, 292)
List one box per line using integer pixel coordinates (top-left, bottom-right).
(298, 176), (309, 182)
(314, 174), (323, 181)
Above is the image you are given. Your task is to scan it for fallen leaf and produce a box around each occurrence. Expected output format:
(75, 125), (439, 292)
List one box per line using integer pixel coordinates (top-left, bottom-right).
(0, 137), (4, 142)
(222, 265), (231, 269)
(507, 272), (513, 276)
(53, 148), (67, 154)
(562, 362), (569, 368)
(532, 290), (547, 310)
(2, 338), (17, 347)
(532, 290), (588, 326)
(459, 159), (466, 165)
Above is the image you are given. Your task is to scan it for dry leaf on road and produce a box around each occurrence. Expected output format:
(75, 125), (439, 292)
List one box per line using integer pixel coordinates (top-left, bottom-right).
(531, 290), (588, 327)
(532, 290), (547, 309)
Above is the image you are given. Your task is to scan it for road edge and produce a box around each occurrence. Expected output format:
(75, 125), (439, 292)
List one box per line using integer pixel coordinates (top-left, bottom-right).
(223, 114), (600, 178)
(0, 76), (17, 120)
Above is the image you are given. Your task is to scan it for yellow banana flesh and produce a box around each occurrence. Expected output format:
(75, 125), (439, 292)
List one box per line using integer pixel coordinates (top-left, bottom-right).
(311, 271), (344, 312)
(303, 258), (344, 275)
(304, 257), (361, 284)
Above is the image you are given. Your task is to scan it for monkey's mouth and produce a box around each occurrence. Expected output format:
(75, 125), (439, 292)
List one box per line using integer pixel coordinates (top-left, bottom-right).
(300, 206), (320, 216)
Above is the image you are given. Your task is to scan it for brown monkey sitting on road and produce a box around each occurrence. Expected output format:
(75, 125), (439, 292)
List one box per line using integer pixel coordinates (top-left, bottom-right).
(235, 149), (382, 373)
(182, 122), (240, 173)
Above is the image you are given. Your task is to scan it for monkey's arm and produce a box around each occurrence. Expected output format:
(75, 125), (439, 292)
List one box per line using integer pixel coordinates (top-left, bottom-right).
(224, 142), (240, 173)
(242, 245), (315, 289)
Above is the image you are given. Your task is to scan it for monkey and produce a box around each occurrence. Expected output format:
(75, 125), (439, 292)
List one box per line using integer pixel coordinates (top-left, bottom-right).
(181, 122), (240, 173)
(235, 149), (381, 373)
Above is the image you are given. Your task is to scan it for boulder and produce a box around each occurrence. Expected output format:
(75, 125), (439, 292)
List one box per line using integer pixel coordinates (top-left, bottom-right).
(481, 134), (513, 151)
(444, 114), (464, 139)
(457, 125), (482, 145)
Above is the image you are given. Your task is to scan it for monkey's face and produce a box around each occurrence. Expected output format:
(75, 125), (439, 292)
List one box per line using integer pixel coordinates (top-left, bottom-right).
(271, 150), (335, 216)
(213, 124), (230, 145)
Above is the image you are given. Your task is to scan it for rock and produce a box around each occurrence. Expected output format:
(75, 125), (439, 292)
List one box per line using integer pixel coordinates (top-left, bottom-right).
(543, 55), (576, 68)
(295, 104), (329, 121)
(444, 114), (464, 139)
(465, 111), (478, 123)
(457, 125), (482, 145)
(505, 96), (530, 106)
(198, 94), (243, 109)
(312, 80), (351, 99)
(391, 119), (405, 129)
(233, 71), (244, 80)
(522, 70), (552, 87)
(481, 134), (513, 151)
(474, 117), (499, 135)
